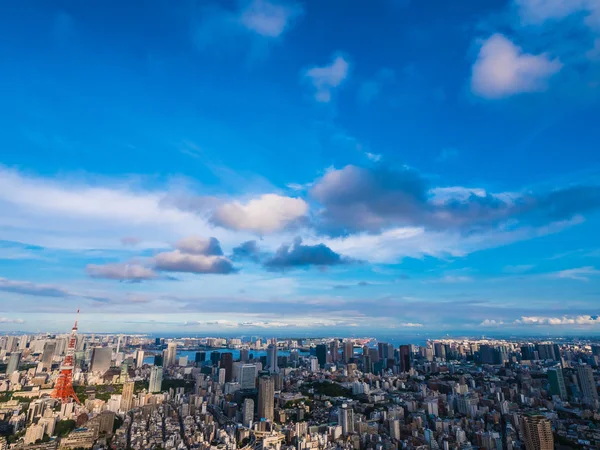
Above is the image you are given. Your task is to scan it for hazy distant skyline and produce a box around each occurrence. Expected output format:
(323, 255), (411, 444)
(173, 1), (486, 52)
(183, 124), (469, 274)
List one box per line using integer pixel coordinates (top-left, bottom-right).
(1, 0), (600, 334)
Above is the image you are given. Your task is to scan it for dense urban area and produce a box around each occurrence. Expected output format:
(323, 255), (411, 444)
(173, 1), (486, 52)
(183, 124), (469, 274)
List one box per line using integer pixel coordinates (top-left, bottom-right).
(0, 321), (599, 450)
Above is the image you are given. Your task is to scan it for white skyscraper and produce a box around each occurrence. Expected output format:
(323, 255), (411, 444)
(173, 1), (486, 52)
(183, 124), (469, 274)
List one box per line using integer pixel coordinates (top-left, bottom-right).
(149, 366), (163, 393)
(166, 342), (177, 367)
(135, 349), (145, 368)
(338, 403), (354, 435)
(90, 347), (112, 374)
(266, 341), (278, 373)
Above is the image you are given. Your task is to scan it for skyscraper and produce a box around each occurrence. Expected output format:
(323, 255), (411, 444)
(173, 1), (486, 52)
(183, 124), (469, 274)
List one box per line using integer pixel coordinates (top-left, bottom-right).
(399, 345), (411, 373)
(121, 380), (134, 411)
(577, 365), (599, 406)
(266, 343), (278, 373)
(338, 403), (354, 435)
(521, 415), (553, 450)
(343, 342), (353, 363)
(166, 342), (177, 367)
(6, 352), (21, 374)
(220, 352), (233, 382)
(258, 376), (274, 421)
(239, 364), (257, 390)
(329, 340), (340, 363)
(243, 398), (254, 427)
(240, 348), (249, 362)
(41, 341), (56, 372)
(547, 367), (567, 400)
(135, 349), (145, 369)
(149, 366), (163, 393)
(90, 347), (112, 374)
(316, 344), (327, 368)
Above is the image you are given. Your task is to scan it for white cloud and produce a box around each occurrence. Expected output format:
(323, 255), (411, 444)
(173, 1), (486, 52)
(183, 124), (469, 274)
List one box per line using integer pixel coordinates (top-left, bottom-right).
(0, 318), (25, 324)
(304, 55), (350, 102)
(429, 187), (488, 205)
(471, 34), (562, 99)
(551, 266), (600, 281)
(86, 263), (157, 281)
(397, 322), (424, 328)
(153, 250), (235, 274)
(480, 319), (504, 326)
(515, 0), (600, 30)
(0, 166), (219, 249)
(211, 194), (308, 234)
(240, 0), (302, 37)
(515, 315), (600, 325)
(366, 152), (382, 162)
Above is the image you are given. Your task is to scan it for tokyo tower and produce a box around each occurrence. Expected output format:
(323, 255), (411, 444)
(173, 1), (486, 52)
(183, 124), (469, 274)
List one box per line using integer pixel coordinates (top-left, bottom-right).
(51, 310), (81, 404)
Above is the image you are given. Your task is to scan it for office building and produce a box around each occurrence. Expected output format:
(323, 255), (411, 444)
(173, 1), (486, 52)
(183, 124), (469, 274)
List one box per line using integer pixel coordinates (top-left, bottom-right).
(266, 343), (278, 373)
(547, 367), (567, 400)
(330, 340), (340, 363)
(243, 398), (254, 427)
(315, 344), (327, 368)
(240, 349), (249, 362)
(343, 342), (353, 363)
(6, 352), (21, 374)
(239, 364), (257, 390)
(166, 342), (177, 367)
(41, 341), (56, 372)
(135, 349), (145, 368)
(338, 403), (354, 435)
(399, 345), (411, 373)
(210, 351), (221, 366)
(195, 352), (206, 364)
(149, 366), (163, 393)
(258, 376), (274, 421)
(521, 415), (553, 450)
(90, 347), (112, 374)
(121, 381), (134, 411)
(577, 365), (599, 405)
(220, 352), (233, 382)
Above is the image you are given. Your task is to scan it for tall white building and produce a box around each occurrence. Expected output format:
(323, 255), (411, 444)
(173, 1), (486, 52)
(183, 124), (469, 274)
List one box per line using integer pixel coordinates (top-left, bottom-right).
(166, 342), (177, 367)
(135, 349), (145, 368)
(149, 366), (163, 393)
(338, 403), (354, 435)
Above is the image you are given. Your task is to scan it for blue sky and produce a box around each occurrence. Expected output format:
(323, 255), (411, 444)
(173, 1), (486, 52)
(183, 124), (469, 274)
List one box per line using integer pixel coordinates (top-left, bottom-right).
(1, 0), (600, 336)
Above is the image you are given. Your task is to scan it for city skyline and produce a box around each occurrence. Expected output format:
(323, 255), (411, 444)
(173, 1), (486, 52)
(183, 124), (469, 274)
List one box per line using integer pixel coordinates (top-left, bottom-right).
(1, 0), (600, 334)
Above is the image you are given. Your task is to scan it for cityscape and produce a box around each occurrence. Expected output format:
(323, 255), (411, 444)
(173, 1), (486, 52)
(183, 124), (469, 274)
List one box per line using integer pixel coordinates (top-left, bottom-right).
(2, 0), (600, 449)
(0, 318), (599, 449)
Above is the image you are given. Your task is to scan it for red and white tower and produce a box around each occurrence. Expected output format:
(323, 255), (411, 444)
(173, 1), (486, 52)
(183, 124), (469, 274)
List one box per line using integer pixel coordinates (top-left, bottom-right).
(51, 310), (81, 404)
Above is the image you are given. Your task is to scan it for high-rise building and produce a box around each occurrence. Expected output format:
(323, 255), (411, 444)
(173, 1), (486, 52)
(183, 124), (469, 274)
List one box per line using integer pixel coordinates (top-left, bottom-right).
(218, 368), (226, 384)
(316, 344), (327, 368)
(135, 349), (145, 369)
(240, 349), (249, 362)
(220, 352), (233, 382)
(243, 398), (254, 427)
(338, 403), (354, 435)
(330, 340), (340, 363)
(121, 380), (134, 412)
(343, 342), (354, 363)
(547, 367), (567, 400)
(166, 342), (177, 367)
(434, 342), (446, 360)
(195, 352), (206, 364)
(521, 415), (553, 450)
(399, 345), (411, 373)
(41, 341), (56, 372)
(6, 352), (21, 374)
(149, 366), (163, 393)
(577, 365), (599, 406)
(210, 351), (221, 366)
(266, 343), (278, 373)
(521, 345), (536, 360)
(239, 364), (257, 390)
(18, 335), (28, 351)
(258, 376), (274, 421)
(90, 347), (112, 374)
